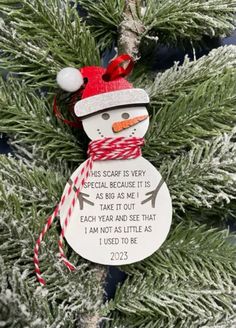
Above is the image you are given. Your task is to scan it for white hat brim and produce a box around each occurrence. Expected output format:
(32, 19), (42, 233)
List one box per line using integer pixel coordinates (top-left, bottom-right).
(74, 88), (149, 118)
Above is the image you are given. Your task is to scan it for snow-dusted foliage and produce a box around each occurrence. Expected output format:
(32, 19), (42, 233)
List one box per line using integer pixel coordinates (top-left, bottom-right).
(0, 1), (236, 327)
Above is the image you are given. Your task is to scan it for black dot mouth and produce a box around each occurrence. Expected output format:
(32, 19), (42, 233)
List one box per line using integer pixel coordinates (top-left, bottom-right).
(97, 128), (104, 138)
(129, 129), (136, 137)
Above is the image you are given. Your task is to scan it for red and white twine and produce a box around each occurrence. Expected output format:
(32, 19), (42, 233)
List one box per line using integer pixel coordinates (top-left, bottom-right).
(34, 137), (144, 285)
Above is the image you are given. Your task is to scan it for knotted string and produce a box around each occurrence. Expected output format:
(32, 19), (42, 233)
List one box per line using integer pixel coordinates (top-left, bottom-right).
(34, 137), (144, 286)
(103, 54), (134, 81)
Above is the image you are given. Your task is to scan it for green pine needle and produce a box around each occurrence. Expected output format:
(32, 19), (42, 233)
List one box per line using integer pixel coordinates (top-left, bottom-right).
(0, 155), (106, 327)
(0, 78), (86, 165)
(144, 46), (236, 157)
(79, 0), (236, 49)
(144, 0), (236, 43)
(0, 0), (99, 88)
(105, 223), (236, 328)
(161, 132), (236, 211)
(0, 1), (236, 327)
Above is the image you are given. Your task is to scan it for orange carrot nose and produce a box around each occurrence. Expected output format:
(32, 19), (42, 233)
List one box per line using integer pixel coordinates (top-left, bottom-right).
(112, 115), (148, 133)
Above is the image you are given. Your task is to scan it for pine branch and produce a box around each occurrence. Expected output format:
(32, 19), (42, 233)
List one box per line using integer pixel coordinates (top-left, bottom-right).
(79, 0), (125, 51)
(105, 223), (236, 328)
(0, 2), (235, 328)
(0, 155), (66, 213)
(143, 0), (236, 44)
(147, 46), (236, 106)
(0, 0), (99, 88)
(158, 133), (236, 212)
(0, 256), (105, 328)
(118, 0), (145, 59)
(178, 199), (236, 229)
(0, 155), (106, 327)
(80, 0), (236, 51)
(0, 260), (51, 328)
(147, 69), (236, 154)
(144, 46), (236, 156)
(0, 78), (86, 164)
(122, 223), (236, 278)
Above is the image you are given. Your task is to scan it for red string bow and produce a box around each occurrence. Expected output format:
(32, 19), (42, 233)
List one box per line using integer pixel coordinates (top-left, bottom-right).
(104, 54), (134, 81)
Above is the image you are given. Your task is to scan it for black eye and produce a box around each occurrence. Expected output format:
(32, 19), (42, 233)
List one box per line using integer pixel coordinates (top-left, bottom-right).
(102, 113), (110, 120)
(122, 112), (130, 119)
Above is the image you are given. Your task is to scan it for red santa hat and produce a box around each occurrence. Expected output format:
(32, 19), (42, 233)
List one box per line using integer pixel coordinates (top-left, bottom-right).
(56, 55), (149, 119)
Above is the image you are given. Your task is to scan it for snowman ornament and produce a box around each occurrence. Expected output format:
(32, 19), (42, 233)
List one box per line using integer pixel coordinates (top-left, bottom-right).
(55, 57), (172, 267)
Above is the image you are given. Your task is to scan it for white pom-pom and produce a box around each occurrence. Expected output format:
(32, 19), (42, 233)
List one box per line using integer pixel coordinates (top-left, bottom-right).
(56, 67), (83, 92)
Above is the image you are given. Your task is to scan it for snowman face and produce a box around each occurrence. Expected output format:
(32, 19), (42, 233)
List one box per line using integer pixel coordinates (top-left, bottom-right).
(82, 106), (149, 140)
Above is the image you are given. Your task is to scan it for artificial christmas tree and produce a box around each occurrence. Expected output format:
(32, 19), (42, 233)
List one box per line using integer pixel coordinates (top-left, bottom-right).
(0, 1), (236, 327)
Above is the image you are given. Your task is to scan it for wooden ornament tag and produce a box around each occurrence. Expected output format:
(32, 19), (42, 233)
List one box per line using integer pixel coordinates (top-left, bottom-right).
(60, 157), (172, 265)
